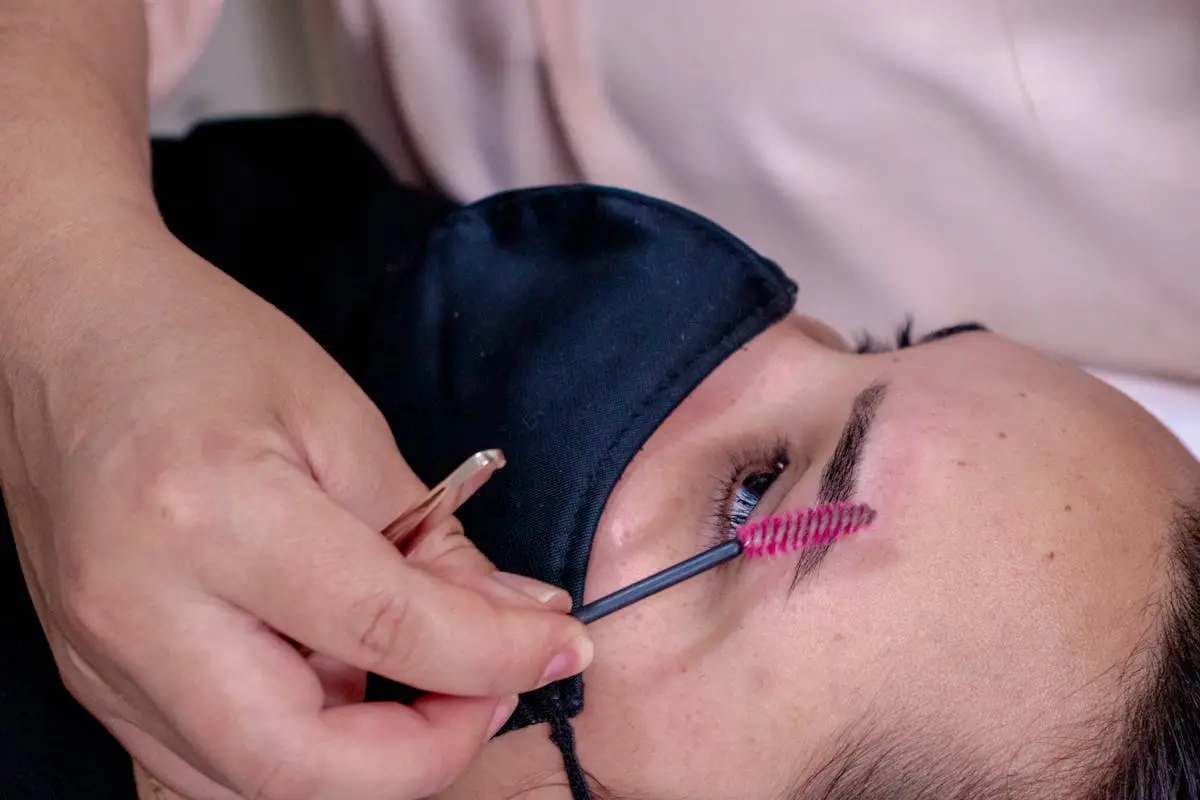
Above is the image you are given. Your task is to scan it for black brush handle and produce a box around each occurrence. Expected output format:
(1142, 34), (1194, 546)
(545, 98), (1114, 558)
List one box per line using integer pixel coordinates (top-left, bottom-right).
(572, 539), (743, 624)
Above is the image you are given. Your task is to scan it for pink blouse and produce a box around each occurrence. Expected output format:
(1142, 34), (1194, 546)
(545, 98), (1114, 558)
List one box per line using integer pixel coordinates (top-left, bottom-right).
(146, 0), (1200, 388)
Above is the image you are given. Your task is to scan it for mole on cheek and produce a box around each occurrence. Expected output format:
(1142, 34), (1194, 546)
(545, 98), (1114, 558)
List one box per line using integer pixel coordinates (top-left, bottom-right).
(955, 459), (969, 467)
(1046, 551), (1056, 562)
(997, 431), (1008, 440)
(750, 664), (773, 693)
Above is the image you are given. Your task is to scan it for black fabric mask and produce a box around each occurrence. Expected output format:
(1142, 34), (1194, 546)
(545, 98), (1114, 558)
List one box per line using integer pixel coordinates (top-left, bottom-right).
(355, 185), (797, 780)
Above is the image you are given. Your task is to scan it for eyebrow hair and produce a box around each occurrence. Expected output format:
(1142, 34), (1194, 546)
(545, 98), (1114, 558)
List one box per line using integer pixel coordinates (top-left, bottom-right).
(791, 381), (889, 588)
(819, 382), (888, 504)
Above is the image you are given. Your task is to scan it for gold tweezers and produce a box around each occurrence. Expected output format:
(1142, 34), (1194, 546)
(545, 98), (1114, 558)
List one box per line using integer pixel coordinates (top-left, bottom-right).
(380, 449), (506, 545)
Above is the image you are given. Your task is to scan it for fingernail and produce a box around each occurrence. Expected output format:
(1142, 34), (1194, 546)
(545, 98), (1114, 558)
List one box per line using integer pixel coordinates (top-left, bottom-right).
(487, 695), (519, 739)
(538, 635), (594, 687)
(490, 572), (571, 611)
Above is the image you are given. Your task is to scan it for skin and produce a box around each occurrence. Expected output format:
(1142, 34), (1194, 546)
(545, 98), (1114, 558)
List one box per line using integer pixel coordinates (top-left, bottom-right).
(431, 315), (1200, 799)
(0, 3), (587, 798)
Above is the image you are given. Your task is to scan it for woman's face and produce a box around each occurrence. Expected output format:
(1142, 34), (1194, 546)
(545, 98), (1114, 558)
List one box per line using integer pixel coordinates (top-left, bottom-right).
(444, 316), (1200, 798)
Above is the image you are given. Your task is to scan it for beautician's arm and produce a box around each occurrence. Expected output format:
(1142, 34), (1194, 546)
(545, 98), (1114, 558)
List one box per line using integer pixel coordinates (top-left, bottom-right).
(0, 3), (589, 798)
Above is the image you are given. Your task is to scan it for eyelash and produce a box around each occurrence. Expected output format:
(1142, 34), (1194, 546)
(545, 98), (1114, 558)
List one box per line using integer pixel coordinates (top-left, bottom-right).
(702, 321), (983, 551)
(854, 318), (988, 354)
(707, 441), (791, 548)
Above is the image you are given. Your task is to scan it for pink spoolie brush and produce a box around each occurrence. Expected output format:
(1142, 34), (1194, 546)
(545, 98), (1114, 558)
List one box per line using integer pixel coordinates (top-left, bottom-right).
(572, 501), (876, 624)
(737, 501), (876, 558)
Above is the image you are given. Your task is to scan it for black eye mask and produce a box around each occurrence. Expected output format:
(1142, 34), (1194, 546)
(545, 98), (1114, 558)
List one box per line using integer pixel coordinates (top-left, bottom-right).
(354, 185), (797, 789)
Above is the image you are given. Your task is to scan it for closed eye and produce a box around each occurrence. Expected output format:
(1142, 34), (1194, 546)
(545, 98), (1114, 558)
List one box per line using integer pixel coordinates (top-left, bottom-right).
(855, 318), (989, 354)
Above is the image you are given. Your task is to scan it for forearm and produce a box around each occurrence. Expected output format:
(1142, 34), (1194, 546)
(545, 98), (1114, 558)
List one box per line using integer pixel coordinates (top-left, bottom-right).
(0, 0), (155, 221)
(0, 1), (174, 364)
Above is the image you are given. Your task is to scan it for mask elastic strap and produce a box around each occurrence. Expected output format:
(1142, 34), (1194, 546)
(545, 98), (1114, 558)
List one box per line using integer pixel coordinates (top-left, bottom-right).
(523, 687), (591, 799)
(547, 705), (590, 800)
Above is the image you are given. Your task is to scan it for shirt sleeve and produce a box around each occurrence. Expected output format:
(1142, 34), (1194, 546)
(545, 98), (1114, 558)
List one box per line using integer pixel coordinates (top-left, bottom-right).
(144, 0), (224, 103)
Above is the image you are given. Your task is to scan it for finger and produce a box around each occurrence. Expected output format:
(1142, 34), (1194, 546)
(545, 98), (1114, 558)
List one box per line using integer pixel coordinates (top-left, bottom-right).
(54, 640), (237, 796)
(92, 597), (317, 800)
(121, 727), (242, 800)
(133, 759), (222, 800)
(291, 521), (571, 713)
(404, 516), (573, 613)
(290, 392), (572, 612)
(291, 391), (427, 531)
(295, 389), (572, 612)
(310, 693), (515, 797)
(205, 464), (592, 697)
(114, 599), (506, 800)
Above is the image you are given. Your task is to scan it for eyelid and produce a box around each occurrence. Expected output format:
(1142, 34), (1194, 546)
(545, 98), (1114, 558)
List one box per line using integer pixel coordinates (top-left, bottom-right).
(707, 440), (793, 548)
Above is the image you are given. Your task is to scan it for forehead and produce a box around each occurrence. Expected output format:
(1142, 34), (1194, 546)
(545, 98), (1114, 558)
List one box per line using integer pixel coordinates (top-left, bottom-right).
(867, 332), (1187, 540)
(887, 333), (1190, 483)
(856, 333), (1182, 658)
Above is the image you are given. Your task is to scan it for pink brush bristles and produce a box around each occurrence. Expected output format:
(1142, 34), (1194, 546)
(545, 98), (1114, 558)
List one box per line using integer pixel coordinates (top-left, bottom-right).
(736, 502), (877, 558)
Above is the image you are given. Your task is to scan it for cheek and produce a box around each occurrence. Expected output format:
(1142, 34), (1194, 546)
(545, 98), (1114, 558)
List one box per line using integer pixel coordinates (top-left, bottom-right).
(575, 624), (801, 797)
(585, 471), (694, 604)
(575, 601), (883, 800)
(574, 626), (717, 785)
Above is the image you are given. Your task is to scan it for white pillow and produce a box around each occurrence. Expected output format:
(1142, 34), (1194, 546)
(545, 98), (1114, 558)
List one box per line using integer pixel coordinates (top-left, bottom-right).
(1090, 368), (1200, 459)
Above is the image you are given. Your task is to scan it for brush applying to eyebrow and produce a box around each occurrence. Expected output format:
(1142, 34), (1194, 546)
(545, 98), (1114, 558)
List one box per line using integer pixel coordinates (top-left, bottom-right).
(571, 502), (877, 624)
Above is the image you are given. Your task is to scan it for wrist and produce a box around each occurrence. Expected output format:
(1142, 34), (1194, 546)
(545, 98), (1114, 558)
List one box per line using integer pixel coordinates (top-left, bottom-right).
(0, 206), (189, 466)
(0, 204), (173, 367)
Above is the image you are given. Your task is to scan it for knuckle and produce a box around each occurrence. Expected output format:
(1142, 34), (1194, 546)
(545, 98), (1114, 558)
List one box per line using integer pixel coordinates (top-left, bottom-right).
(128, 427), (293, 533)
(349, 592), (421, 672)
(140, 462), (211, 533)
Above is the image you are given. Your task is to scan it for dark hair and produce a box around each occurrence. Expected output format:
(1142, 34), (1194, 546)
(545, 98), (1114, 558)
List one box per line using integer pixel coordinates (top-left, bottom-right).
(1084, 497), (1200, 799)
(582, 497), (1200, 800)
(853, 318), (990, 355)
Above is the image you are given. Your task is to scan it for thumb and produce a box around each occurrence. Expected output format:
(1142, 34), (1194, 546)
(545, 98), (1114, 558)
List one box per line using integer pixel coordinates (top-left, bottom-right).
(299, 396), (573, 615)
(402, 513), (574, 614)
(293, 394), (431, 532)
(209, 465), (593, 698)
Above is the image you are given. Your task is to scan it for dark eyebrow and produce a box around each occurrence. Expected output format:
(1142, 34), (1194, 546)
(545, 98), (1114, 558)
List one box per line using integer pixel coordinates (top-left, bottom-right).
(791, 381), (889, 589)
